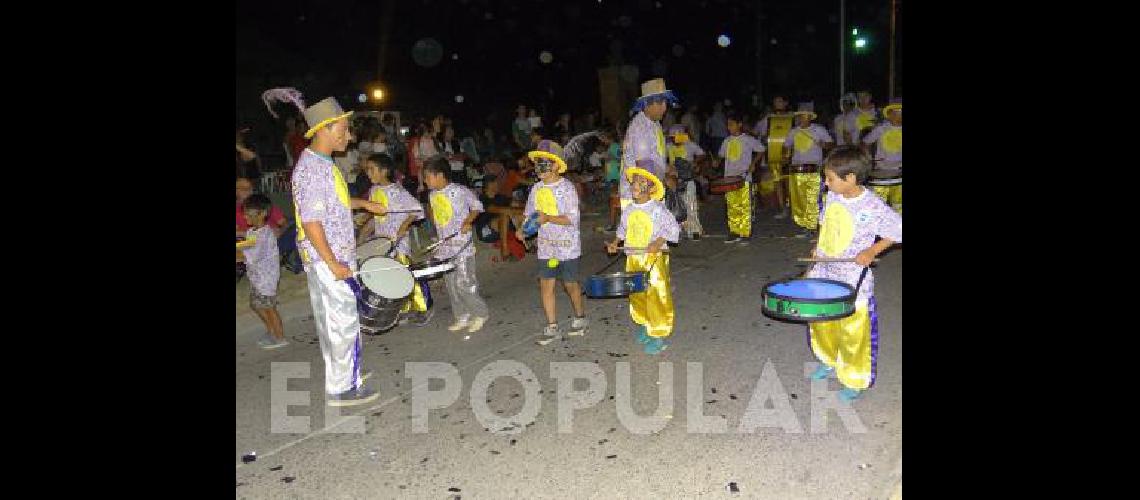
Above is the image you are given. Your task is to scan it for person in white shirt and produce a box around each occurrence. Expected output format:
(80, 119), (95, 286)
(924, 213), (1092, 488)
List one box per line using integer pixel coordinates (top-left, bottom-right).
(782, 102), (834, 236)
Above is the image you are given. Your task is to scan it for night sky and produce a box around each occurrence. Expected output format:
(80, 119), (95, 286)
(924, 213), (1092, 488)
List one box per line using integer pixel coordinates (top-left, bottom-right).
(237, 0), (898, 139)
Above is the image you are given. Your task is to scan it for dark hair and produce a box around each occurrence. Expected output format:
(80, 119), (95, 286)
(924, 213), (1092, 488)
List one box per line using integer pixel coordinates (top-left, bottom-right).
(726, 112), (744, 125)
(243, 194), (272, 213)
(422, 155), (451, 180)
(530, 126), (545, 137)
(365, 153), (395, 179)
(823, 146), (872, 183)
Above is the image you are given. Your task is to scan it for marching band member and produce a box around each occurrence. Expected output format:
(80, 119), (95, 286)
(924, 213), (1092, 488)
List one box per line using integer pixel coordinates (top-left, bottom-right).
(424, 157), (490, 334)
(666, 124), (707, 239)
(862, 98), (903, 213)
(754, 95), (794, 218)
(605, 164), (681, 355)
(356, 153), (433, 326)
(719, 113), (765, 244)
(620, 78), (676, 212)
(519, 140), (588, 346)
(782, 102), (834, 237)
(805, 147), (901, 402)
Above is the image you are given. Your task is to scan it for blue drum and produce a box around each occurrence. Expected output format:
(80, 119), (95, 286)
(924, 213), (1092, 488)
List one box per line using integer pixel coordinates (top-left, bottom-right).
(521, 213), (541, 237)
(760, 278), (857, 323)
(584, 271), (648, 298)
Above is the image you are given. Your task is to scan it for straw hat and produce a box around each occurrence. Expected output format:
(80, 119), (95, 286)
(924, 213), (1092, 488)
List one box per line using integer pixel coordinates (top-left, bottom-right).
(527, 139), (568, 174)
(625, 161), (665, 201)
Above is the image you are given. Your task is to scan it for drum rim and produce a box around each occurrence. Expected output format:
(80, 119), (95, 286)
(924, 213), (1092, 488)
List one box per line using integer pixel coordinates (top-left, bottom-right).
(358, 255), (415, 298)
(761, 307), (856, 323)
(590, 271), (647, 279)
(762, 278), (856, 304)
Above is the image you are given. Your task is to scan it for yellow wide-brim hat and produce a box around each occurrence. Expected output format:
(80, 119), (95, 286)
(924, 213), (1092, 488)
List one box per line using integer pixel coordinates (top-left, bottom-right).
(625, 165), (665, 201)
(882, 98), (902, 118)
(303, 97), (354, 139)
(527, 139), (568, 174)
(793, 102), (818, 120)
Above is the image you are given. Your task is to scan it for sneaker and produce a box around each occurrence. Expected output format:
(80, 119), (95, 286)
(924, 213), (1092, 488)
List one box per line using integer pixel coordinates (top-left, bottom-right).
(738, 237), (751, 245)
(467, 317), (487, 333)
(258, 335), (289, 350)
(327, 383), (382, 407)
(773, 211), (788, 220)
(838, 387), (863, 402)
(643, 337), (669, 355)
(536, 323), (562, 345)
(724, 236), (742, 244)
(809, 364), (835, 380)
(448, 317), (471, 331)
(409, 308), (435, 327)
(567, 316), (588, 336)
(634, 325), (651, 344)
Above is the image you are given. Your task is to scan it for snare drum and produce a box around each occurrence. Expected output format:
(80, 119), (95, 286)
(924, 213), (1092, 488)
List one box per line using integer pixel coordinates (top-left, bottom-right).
(708, 176), (745, 195)
(584, 271), (647, 298)
(760, 278), (857, 323)
(355, 256), (415, 334)
(866, 169), (903, 186)
(356, 237), (393, 263)
(409, 258), (456, 280)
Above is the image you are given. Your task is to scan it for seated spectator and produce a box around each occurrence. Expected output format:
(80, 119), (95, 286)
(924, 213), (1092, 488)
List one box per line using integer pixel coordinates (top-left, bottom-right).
(475, 175), (527, 261)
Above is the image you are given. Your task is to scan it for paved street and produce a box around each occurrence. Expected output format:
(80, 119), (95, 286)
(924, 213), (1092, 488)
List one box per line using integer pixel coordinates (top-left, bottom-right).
(235, 195), (902, 499)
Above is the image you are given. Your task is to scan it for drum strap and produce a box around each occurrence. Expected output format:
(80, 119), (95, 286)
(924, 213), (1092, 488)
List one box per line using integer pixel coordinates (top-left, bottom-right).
(854, 265), (870, 293)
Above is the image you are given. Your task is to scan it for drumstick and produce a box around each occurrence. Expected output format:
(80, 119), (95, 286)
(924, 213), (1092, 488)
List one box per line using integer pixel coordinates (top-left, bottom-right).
(356, 265), (410, 274)
(615, 246), (671, 254)
(796, 257), (880, 264)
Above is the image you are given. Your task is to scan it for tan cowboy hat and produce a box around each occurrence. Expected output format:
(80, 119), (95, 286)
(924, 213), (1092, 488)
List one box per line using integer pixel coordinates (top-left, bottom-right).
(793, 102), (818, 120)
(302, 97), (354, 139)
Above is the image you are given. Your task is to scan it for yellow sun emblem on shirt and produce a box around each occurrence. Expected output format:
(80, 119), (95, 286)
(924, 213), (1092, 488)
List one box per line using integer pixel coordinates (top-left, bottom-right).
(882, 127), (902, 154)
(726, 138), (743, 162)
(536, 187), (560, 216)
(793, 130), (815, 153)
(817, 202), (854, 257)
(370, 188), (389, 224)
(431, 192), (453, 228)
(626, 210), (653, 248)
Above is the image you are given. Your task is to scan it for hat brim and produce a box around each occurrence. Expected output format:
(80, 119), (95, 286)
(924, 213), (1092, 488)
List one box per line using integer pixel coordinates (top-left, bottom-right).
(882, 105), (902, 118)
(624, 167), (665, 201)
(303, 111), (354, 139)
(793, 111), (818, 120)
(527, 151), (567, 174)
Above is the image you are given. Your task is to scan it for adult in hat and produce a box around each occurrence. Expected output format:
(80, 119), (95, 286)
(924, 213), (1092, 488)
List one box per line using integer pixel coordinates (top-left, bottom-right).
(619, 78), (678, 211)
(604, 161), (680, 354)
(262, 88), (389, 407)
(521, 140), (589, 345)
(782, 102), (835, 235)
(862, 98), (902, 213)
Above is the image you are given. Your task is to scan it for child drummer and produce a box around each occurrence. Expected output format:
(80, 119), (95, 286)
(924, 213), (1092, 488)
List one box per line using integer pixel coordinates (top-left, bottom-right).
(861, 98), (902, 213)
(805, 147), (901, 402)
(424, 157), (490, 334)
(518, 140), (589, 346)
(718, 113), (765, 244)
(355, 153), (433, 327)
(605, 163), (681, 355)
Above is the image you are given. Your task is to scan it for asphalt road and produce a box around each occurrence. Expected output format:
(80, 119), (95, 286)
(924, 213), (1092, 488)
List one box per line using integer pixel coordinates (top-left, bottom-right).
(235, 196), (902, 499)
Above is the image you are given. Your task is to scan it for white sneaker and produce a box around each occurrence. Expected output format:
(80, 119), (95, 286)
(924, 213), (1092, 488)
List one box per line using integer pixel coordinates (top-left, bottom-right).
(448, 318), (471, 331)
(724, 236), (742, 244)
(567, 316), (588, 336)
(467, 317), (487, 333)
(773, 211), (788, 220)
(536, 323), (561, 345)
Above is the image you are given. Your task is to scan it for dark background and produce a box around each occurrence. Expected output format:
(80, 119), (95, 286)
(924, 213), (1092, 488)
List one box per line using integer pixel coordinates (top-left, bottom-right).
(237, 0), (899, 157)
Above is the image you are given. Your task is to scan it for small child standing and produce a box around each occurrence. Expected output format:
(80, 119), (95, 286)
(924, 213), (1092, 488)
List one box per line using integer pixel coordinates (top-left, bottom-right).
(605, 163), (681, 355)
(805, 147), (902, 402)
(424, 157), (490, 334)
(520, 141), (588, 346)
(718, 113), (765, 244)
(666, 124), (707, 239)
(237, 194), (288, 349)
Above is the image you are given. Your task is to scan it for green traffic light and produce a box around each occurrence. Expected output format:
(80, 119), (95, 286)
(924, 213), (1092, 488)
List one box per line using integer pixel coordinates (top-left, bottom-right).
(852, 28), (859, 36)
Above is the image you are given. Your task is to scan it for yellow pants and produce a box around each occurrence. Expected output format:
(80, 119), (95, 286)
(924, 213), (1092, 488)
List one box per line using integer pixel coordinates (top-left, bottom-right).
(627, 252), (673, 338)
(789, 172), (822, 230)
(871, 184), (902, 214)
(395, 254), (429, 314)
(808, 298), (878, 390)
(725, 182), (752, 238)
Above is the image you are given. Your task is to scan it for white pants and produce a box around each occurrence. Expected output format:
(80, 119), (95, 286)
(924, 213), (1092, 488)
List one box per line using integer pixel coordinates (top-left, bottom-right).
(681, 180), (703, 236)
(305, 261), (364, 395)
(443, 256), (489, 322)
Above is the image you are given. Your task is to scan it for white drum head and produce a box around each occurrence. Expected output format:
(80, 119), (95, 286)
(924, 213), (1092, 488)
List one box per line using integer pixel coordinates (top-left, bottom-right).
(357, 237), (393, 261)
(358, 256), (415, 299)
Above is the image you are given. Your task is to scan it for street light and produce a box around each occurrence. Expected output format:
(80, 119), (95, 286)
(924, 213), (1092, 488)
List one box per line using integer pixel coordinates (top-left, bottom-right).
(372, 88), (385, 100)
(854, 37), (868, 50)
